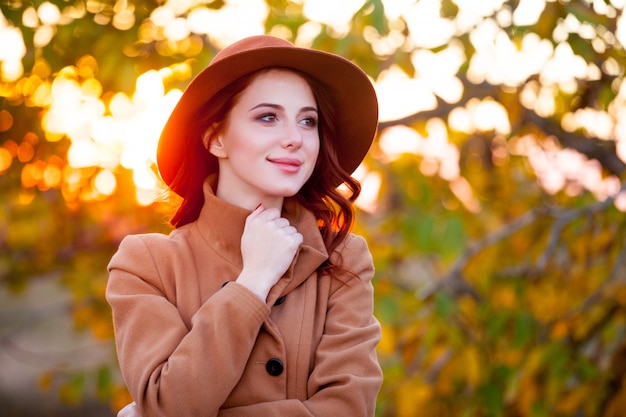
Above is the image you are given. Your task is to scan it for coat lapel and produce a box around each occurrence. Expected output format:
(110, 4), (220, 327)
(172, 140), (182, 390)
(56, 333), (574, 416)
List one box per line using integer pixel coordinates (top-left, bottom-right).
(194, 176), (329, 305)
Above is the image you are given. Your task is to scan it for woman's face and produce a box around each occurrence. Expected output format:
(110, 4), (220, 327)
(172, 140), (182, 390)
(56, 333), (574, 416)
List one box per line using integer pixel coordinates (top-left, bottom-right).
(208, 69), (320, 209)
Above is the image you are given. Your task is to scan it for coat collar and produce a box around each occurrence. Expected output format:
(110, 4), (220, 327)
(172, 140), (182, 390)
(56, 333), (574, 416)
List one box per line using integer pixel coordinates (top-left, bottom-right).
(192, 176), (329, 303)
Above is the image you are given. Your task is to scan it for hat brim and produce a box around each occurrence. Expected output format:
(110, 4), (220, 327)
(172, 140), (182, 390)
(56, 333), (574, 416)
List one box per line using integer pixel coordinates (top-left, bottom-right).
(157, 39), (378, 195)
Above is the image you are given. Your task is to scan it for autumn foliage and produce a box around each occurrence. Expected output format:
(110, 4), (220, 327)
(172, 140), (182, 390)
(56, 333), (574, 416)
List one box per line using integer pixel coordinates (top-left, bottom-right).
(1, 0), (626, 416)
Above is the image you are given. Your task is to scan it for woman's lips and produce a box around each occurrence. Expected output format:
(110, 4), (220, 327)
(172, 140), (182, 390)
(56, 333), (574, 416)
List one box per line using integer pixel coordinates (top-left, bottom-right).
(268, 157), (302, 173)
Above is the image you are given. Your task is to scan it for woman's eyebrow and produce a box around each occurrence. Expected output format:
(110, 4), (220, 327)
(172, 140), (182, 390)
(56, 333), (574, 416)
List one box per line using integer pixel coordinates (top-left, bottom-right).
(249, 103), (318, 113)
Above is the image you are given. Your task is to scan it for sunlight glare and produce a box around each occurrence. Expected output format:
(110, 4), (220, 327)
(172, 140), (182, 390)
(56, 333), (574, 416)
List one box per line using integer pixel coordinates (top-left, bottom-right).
(540, 42), (589, 91)
(164, 17), (190, 41)
(91, 117), (123, 147)
(468, 21), (553, 86)
(378, 118), (461, 183)
(448, 98), (511, 134)
(1, 59), (24, 82)
(412, 41), (465, 103)
(187, 7), (212, 34)
(177, 0), (268, 47)
(135, 70), (165, 105)
(109, 92), (135, 118)
(39, 63), (188, 204)
(303, 0), (364, 37)
(470, 98), (511, 134)
(381, 0), (414, 21)
(351, 165), (381, 213)
(402, 0), (456, 48)
(512, 0), (546, 26)
(295, 21), (323, 47)
(378, 125), (422, 162)
(133, 166), (157, 190)
(448, 107), (472, 133)
(449, 177), (481, 213)
(0, 23), (26, 81)
(38, 2), (61, 25)
(562, 108), (614, 140)
(454, 0), (506, 32)
(375, 66), (437, 122)
(150, 6), (175, 27)
(0, 148), (12, 173)
(22, 7), (39, 28)
(616, 4), (626, 46)
(113, 7), (136, 31)
(33, 24), (55, 48)
(94, 169), (116, 196)
(68, 139), (106, 168)
(136, 187), (159, 206)
(357, 171), (382, 213)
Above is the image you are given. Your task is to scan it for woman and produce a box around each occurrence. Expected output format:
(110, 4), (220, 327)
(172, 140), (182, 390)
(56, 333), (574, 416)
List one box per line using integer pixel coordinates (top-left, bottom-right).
(106, 35), (382, 417)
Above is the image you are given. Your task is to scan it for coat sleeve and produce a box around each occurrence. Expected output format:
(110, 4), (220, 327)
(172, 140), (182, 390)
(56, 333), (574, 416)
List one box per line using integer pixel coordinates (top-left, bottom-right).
(218, 234), (383, 417)
(106, 234), (270, 417)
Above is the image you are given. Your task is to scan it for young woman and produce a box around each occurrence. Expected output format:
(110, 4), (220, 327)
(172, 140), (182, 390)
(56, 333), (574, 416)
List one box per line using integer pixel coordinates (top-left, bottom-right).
(106, 35), (382, 417)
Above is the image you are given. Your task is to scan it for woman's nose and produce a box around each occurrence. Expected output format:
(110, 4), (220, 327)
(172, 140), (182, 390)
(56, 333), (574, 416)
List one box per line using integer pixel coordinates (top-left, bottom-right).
(281, 121), (303, 149)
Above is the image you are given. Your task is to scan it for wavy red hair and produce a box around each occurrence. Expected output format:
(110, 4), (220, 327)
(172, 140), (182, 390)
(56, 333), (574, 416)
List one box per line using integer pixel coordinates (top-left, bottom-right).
(166, 68), (362, 276)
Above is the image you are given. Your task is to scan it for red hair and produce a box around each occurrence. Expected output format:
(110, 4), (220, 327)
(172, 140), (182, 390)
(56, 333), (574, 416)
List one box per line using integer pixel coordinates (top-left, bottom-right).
(167, 68), (361, 276)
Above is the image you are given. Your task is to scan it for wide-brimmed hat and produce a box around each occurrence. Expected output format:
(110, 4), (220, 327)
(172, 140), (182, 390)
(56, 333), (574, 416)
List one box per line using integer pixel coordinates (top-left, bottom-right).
(157, 35), (378, 194)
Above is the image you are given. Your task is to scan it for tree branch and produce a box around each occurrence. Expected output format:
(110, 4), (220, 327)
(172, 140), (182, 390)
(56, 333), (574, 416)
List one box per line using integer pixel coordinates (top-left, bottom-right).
(377, 77), (626, 176)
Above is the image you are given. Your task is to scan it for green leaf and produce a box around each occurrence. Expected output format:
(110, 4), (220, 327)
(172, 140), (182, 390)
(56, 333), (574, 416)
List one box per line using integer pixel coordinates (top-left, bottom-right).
(478, 383), (504, 416)
(434, 292), (456, 318)
(514, 312), (534, 347)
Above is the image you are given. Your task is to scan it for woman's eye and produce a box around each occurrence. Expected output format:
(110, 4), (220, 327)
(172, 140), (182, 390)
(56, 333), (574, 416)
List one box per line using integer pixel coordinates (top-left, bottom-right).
(300, 117), (318, 128)
(258, 113), (277, 123)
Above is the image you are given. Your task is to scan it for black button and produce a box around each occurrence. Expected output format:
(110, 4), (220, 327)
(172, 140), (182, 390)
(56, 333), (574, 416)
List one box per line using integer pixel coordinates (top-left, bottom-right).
(273, 296), (286, 306)
(266, 358), (283, 376)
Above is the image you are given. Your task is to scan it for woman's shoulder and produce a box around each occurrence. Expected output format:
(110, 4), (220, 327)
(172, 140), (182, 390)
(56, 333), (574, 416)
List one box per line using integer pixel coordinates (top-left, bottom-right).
(328, 232), (374, 282)
(112, 227), (193, 265)
(336, 232), (371, 256)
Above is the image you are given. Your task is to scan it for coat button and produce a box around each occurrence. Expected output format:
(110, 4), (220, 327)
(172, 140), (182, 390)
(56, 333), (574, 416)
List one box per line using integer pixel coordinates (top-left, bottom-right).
(266, 358), (284, 376)
(273, 296), (286, 306)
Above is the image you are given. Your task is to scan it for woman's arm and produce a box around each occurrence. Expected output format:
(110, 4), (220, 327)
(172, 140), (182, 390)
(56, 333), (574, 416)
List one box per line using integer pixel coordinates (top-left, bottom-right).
(218, 235), (383, 417)
(107, 234), (271, 417)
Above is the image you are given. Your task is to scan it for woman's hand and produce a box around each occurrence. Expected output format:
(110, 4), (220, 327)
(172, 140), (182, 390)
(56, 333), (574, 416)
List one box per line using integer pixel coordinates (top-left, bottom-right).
(117, 402), (141, 417)
(237, 204), (302, 301)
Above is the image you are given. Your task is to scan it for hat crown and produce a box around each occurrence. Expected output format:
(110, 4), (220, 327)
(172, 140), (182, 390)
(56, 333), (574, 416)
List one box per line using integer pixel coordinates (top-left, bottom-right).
(212, 35), (295, 65)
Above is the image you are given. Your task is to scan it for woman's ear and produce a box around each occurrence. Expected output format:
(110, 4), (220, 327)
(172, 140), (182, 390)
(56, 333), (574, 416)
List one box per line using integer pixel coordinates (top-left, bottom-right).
(208, 135), (227, 158)
(201, 126), (214, 149)
(202, 125), (227, 158)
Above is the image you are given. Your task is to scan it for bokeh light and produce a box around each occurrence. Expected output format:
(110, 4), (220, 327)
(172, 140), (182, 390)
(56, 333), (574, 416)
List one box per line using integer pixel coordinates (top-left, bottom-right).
(1, 0), (626, 211)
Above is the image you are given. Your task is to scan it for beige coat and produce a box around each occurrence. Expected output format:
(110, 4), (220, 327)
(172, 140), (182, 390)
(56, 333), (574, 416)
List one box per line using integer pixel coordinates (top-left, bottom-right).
(106, 179), (383, 416)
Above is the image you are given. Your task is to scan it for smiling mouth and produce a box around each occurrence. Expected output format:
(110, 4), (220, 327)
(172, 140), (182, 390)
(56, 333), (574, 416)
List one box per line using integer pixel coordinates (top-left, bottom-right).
(268, 158), (303, 173)
(268, 158), (302, 166)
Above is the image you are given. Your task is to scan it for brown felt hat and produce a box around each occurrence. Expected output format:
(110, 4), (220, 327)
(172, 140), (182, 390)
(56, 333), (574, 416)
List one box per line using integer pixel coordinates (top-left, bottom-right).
(157, 35), (378, 194)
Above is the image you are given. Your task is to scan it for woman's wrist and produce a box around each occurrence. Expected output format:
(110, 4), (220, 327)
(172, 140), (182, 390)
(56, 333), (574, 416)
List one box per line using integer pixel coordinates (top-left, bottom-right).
(235, 269), (272, 301)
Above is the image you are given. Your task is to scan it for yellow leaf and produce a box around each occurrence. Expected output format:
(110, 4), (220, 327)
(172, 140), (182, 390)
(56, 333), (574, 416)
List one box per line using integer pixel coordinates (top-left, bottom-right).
(396, 379), (433, 417)
(550, 320), (569, 340)
(493, 286), (517, 309)
(463, 346), (482, 389)
(555, 385), (592, 414)
(378, 323), (397, 357)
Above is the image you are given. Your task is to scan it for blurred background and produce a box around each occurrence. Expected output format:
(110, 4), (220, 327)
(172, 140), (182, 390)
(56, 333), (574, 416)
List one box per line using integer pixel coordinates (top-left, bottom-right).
(1, 0), (626, 416)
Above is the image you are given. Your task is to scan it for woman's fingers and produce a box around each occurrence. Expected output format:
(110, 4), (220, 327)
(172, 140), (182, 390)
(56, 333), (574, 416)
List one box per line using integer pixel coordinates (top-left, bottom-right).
(238, 206), (303, 300)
